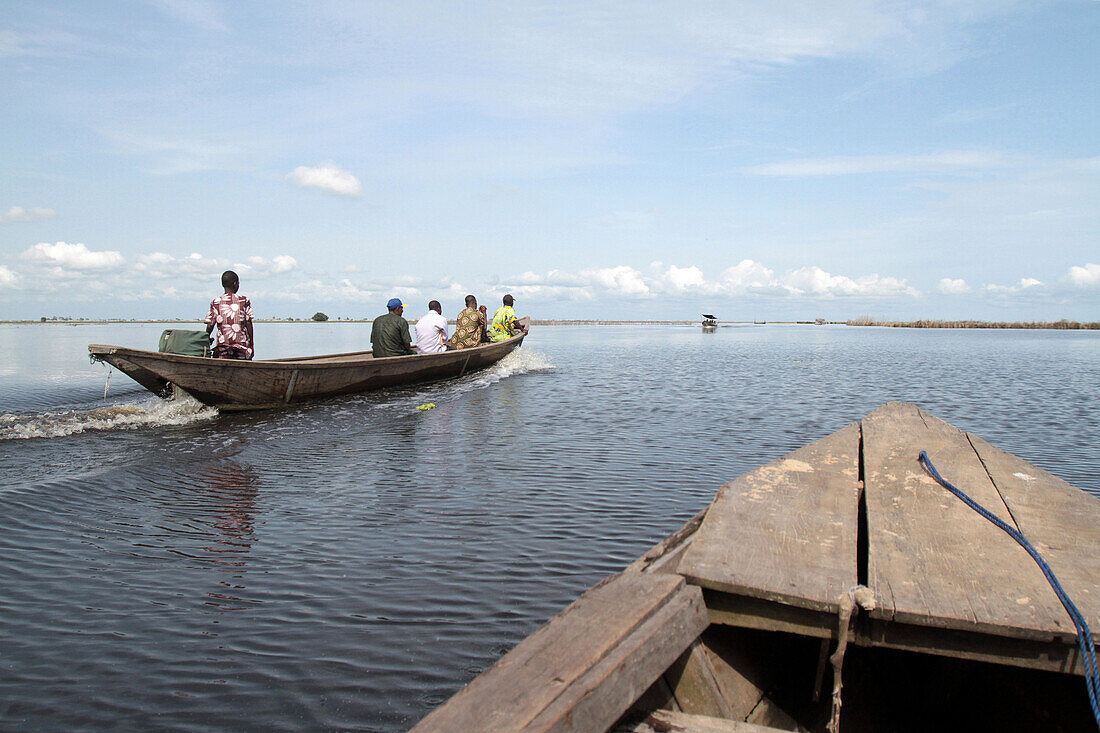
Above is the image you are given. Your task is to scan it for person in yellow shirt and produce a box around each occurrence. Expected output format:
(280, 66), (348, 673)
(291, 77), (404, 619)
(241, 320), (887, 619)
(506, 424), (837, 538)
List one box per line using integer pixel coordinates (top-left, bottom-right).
(487, 294), (530, 342)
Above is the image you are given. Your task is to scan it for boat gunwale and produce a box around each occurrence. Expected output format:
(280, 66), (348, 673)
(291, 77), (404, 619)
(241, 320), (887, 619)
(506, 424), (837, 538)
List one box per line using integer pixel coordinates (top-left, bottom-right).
(88, 334), (524, 371)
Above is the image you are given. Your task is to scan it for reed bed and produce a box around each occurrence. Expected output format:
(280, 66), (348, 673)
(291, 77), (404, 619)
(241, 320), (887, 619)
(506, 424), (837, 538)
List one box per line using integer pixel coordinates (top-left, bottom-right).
(844, 319), (1099, 330)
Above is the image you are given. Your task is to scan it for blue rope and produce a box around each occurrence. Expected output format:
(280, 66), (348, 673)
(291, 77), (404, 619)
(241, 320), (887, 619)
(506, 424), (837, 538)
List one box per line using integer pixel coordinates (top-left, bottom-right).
(919, 450), (1100, 728)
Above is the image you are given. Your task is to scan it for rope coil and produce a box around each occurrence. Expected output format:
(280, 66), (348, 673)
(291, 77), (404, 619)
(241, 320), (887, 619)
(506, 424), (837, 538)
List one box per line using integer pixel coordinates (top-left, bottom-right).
(919, 450), (1100, 729)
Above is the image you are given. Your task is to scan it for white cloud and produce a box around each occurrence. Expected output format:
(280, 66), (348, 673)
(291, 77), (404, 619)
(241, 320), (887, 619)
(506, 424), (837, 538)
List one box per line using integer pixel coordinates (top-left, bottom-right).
(286, 163), (362, 197)
(1067, 263), (1100, 288)
(498, 260), (920, 301)
(937, 278), (971, 295)
(718, 260), (779, 293)
(662, 265), (707, 292)
(585, 266), (651, 296)
(21, 241), (125, 270)
(428, 1), (1021, 116)
(133, 252), (300, 281)
(242, 255), (298, 275)
(0, 266), (21, 288)
(135, 251), (226, 280)
(985, 277), (1044, 295)
(781, 266), (920, 298)
(742, 151), (1016, 177)
(0, 206), (57, 224)
(274, 275), (471, 307)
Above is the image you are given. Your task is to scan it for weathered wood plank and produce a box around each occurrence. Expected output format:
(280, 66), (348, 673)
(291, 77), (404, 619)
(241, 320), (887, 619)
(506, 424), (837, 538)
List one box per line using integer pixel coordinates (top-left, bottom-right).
(618, 709), (792, 733)
(410, 571), (693, 732)
(858, 618), (1089, 675)
(678, 423), (861, 613)
(525, 583), (708, 732)
(745, 696), (806, 732)
(862, 402), (1069, 639)
(666, 642), (734, 719)
(697, 630), (769, 721)
(625, 508), (707, 576)
(704, 591), (836, 639)
(968, 433), (1100, 637)
(628, 675), (680, 716)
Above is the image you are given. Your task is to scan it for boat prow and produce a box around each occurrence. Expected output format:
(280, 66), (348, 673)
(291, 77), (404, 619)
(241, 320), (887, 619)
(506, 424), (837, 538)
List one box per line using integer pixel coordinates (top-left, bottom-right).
(414, 402), (1100, 732)
(89, 334), (526, 410)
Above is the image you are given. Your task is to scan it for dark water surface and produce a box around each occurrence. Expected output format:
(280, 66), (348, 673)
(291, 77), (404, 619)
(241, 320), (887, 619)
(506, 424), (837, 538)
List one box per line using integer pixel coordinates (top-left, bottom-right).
(1, 323), (1098, 730)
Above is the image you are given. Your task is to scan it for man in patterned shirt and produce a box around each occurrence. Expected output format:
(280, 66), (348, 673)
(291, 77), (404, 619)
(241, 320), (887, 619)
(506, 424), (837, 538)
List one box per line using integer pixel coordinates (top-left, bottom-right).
(447, 294), (488, 349)
(204, 270), (255, 360)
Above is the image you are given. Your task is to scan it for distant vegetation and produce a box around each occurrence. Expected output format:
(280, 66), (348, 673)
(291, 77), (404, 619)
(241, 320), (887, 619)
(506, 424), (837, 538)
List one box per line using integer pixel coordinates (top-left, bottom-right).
(845, 318), (1099, 330)
(8, 317), (1097, 330)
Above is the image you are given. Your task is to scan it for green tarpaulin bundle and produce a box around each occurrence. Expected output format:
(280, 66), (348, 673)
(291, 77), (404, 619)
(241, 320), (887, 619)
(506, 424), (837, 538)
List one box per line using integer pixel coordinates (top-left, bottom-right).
(159, 329), (211, 357)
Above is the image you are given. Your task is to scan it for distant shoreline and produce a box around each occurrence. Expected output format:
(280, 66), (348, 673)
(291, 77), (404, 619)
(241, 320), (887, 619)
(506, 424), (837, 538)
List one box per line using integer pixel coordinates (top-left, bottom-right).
(843, 318), (1099, 330)
(4, 318), (1098, 330)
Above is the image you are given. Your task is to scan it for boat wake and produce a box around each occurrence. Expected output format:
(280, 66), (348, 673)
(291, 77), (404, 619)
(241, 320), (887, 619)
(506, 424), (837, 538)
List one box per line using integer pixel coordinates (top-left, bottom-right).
(0, 392), (217, 441)
(372, 347), (555, 412)
(468, 346), (554, 386)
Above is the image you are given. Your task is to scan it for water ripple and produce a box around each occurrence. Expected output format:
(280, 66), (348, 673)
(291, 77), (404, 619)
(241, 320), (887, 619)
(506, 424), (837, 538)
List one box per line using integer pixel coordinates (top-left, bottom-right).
(0, 325), (1097, 730)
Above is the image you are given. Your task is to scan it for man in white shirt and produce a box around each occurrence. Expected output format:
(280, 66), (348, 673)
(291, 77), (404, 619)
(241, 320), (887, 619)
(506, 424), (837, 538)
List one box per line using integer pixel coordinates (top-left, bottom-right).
(415, 300), (450, 354)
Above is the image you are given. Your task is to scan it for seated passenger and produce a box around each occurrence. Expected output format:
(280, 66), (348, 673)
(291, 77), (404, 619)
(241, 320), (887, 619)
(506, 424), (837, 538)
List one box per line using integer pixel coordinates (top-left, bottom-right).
(415, 300), (450, 354)
(205, 270), (254, 360)
(371, 298), (414, 358)
(488, 294), (529, 342)
(448, 294), (488, 349)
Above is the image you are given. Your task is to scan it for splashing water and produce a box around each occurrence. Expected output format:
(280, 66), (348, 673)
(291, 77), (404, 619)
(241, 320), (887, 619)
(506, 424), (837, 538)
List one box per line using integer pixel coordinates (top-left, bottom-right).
(0, 391), (217, 440)
(372, 347), (555, 413)
(471, 347), (554, 385)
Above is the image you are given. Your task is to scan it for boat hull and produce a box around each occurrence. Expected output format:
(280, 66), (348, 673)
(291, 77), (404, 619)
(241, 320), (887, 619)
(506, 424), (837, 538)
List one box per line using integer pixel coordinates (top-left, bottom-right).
(88, 335), (525, 410)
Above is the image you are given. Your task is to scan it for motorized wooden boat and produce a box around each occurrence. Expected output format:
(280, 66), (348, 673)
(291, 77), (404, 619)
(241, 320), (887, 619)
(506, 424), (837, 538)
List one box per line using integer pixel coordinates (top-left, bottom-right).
(702, 314), (718, 331)
(413, 403), (1099, 732)
(88, 334), (525, 410)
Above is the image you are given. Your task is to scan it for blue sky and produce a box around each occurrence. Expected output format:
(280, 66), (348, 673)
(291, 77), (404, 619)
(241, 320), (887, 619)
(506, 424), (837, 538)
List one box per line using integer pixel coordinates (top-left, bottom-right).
(2, 1), (1098, 320)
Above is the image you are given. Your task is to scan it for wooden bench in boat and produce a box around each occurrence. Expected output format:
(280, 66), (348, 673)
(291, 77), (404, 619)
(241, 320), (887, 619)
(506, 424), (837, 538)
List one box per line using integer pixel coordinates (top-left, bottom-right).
(414, 403), (1100, 731)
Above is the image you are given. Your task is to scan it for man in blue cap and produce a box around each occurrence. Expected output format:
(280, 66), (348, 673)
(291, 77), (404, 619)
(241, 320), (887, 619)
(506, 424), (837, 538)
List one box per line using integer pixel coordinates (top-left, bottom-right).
(370, 298), (414, 358)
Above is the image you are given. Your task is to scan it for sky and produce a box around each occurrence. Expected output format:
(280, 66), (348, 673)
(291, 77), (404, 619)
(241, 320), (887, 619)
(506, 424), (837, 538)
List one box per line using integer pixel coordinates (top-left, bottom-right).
(2, 0), (1098, 321)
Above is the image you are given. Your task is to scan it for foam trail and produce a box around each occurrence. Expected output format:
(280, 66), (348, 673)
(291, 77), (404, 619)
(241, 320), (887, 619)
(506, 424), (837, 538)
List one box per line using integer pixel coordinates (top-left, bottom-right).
(373, 347), (555, 412)
(0, 392), (217, 440)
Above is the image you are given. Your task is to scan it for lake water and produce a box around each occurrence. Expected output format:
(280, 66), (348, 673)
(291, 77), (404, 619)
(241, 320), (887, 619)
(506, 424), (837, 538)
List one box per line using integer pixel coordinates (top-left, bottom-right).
(1, 323), (1097, 731)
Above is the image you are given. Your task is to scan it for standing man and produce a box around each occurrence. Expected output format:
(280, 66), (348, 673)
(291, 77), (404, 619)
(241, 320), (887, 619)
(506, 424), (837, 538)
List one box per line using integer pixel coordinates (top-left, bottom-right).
(448, 294), (488, 349)
(205, 270), (255, 360)
(371, 298), (414, 358)
(415, 300), (450, 354)
(488, 294), (529, 342)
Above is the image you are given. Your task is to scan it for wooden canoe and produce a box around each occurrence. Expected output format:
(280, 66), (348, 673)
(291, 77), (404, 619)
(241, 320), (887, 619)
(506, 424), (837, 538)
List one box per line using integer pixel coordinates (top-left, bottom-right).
(414, 403), (1099, 732)
(88, 333), (525, 410)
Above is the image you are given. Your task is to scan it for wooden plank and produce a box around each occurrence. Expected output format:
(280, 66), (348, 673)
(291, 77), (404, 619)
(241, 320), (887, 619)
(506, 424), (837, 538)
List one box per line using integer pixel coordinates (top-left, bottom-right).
(704, 591), (836, 639)
(697, 630), (769, 721)
(678, 423), (861, 613)
(410, 571), (694, 732)
(862, 402), (1069, 640)
(858, 618), (1089, 675)
(629, 675), (680, 716)
(745, 696), (805, 732)
(625, 508), (708, 575)
(967, 433), (1100, 638)
(666, 642), (734, 719)
(618, 709), (792, 733)
(525, 583), (708, 732)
